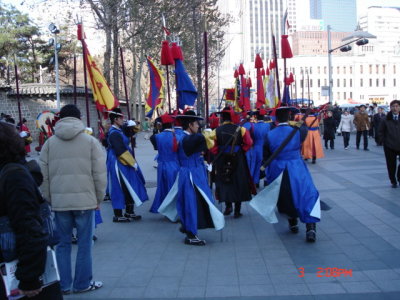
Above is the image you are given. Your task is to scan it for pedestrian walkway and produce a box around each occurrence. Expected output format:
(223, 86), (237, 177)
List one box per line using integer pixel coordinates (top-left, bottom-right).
(53, 132), (400, 300)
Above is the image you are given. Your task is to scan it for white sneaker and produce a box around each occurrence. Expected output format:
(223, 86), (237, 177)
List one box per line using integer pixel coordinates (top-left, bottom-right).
(345, 147), (348, 150)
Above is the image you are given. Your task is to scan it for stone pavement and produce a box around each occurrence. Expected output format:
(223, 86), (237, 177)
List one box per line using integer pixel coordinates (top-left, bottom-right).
(31, 132), (400, 299)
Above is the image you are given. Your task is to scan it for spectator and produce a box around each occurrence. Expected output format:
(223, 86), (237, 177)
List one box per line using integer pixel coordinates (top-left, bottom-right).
(337, 110), (354, 150)
(39, 104), (106, 294)
(0, 121), (63, 299)
(323, 111), (336, 150)
(373, 107), (386, 146)
(18, 118), (32, 156)
(377, 100), (400, 188)
(353, 104), (370, 151)
(368, 105), (375, 138)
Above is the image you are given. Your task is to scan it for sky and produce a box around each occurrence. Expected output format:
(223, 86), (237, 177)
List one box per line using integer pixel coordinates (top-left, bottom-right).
(357, 0), (400, 18)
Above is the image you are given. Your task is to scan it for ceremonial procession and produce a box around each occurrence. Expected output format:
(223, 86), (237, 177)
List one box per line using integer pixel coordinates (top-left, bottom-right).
(1, 0), (400, 299)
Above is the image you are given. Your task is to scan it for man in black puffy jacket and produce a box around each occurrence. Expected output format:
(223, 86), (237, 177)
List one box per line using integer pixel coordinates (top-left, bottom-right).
(377, 100), (400, 188)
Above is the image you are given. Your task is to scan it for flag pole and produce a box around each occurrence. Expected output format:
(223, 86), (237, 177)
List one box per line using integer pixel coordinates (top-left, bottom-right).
(78, 22), (90, 127)
(120, 47), (131, 120)
(73, 53), (77, 105)
(204, 28), (209, 123)
(271, 34), (281, 104)
(14, 56), (22, 129)
(162, 14), (172, 113)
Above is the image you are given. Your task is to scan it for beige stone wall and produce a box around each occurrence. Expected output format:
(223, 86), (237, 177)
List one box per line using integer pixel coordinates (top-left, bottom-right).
(0, 91), (129, 142)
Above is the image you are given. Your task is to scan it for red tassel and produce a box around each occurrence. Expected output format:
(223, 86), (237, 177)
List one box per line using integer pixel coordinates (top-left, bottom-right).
(247, 77), (252, 88)
(269, 60), (275, 70)
(266, 68), (270, 76)
(238, 63), (245, 75)
(261, 68), (265, 76)
(254, 53), (263, 69)
(171, 42), (184, 61)
(77, 24), (84, 40)
(281, 35), (293, 59)
(160, 40), (174, 66)
(289, 72), (294, 84)
(234, 69), (239, 78)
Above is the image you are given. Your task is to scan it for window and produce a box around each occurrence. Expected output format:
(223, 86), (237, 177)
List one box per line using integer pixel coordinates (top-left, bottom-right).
(344, 92), (346, 99)
(343, 66), (346, 74)
(350, 92), (353, 99)
(318, 92), (320, 98)
(360, 65), (363, 74)
(383, 65), (386, 74)
(394, 65), (396, 74)
(360, 78), (363, 87)
(394, 78), (397, 87)
(369, 65), (372, 74)
(309, 67), (312, 74)
(376, 64), (379, 74)
(318, 79), (320, 87)
(383, 79), (385, 87)
(376, 79), (379, 87)
(337, 66), (340, 74)
(369, 78), (372, 87)
(310, 79), (313, 87)
(337, 79), (340, 87)
(324, 66), (327, 74)
(343, 79), (346, 87)
(301, 79), (304, 88)
(337, 92), (340, 100)
(350, 66), (353, 74)
(324, 79), (327, 86)
(318, 66), (320, 74)
(350, 79), (352, 87)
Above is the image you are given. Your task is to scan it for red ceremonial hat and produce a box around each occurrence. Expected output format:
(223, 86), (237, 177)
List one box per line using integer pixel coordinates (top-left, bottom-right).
(161, 40), (174, 66)
(254, 53), (263, 69)
(209, 113), (220, 129)
(238, 63), (245, 75)
(160, 113), (175, 124)
(281, 35), (293, 59)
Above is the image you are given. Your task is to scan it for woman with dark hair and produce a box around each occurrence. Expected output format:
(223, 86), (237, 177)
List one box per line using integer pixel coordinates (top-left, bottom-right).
(0, 122), (63, 299)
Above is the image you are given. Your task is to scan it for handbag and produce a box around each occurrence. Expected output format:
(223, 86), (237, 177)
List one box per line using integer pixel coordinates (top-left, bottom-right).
(0, 163), (59, 262)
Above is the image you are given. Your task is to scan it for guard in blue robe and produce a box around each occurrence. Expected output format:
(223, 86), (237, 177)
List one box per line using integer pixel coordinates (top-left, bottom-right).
(149, 114), (180, 213)
(258, 107), (320, 242)
(158, 111), (224, 246)
(106, 108), (148, 222)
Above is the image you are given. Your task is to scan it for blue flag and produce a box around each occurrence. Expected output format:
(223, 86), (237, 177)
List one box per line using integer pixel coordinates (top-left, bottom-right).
(175, 59), (197, 109)
(282, 85), (291, 106)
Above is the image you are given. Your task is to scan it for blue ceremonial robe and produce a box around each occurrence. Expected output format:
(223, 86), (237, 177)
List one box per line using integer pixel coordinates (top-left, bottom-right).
(150, 129), (180, 213)
(158, 132), (224, 235)
(251, 124), (320, 223)
(106, 126), (148, 210)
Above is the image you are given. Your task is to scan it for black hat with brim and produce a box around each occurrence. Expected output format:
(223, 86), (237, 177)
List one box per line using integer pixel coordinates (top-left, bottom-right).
(175, 110), (204, 120)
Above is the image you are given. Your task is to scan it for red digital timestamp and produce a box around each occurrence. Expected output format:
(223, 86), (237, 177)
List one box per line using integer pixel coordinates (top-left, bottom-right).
(298, 267), (353, 278)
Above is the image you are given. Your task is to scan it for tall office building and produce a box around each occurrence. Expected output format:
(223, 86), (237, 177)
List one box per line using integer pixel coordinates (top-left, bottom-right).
(310, 0), (357, 32)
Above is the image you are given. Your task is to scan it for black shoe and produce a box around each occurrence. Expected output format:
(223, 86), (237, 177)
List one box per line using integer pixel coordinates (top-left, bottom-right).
(306, 223), (316, 243)
(184, 236), (206, 246)
(124, 213), (142, 220)
(356, 146), (359, 150)
(364, 148), (369, 151)
(179, 226), (187, 234)
(234, 212), (243, 219)
(391, 183), (398, 188)
(312, 159), (316, 164)
(255, 183), (260, 189)
(113, 216), (131, 222)
(223, 206), (233, 216)
(288, 218), (299, 234)
(93, 235), (98, 242)
(71, 234), (78, 244)
(103, 194), (111, 201)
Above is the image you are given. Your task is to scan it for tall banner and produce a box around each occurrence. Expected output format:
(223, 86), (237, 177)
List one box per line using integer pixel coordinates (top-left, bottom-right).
(145, 56), (165, 117)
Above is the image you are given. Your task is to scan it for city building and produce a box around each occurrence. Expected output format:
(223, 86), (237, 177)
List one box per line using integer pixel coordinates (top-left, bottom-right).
(291, 31), (351, 56)
(359, 6), (400, 55)
(310, 0), (357, 32)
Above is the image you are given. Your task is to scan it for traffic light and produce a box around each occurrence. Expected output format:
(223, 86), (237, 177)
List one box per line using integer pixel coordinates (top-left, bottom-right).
(356, 38), (369, 46)
(340, 45), (352, 52)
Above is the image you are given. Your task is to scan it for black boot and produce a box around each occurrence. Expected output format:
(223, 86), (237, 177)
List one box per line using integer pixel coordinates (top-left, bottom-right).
(224, 203), (233, 216)
(306, 223), (316, 243)
(184, 232), (206, 246)
(125, 204), (142, 220)
(234, 202), (242, 218)
(113, 209), (130, 222)
(312, 157), (316, 164)
(288, 218), (299, 233)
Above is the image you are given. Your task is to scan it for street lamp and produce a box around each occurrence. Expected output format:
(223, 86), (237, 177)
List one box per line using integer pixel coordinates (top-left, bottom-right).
(327, 24), (376, 104)
(48, 23), (61, 110)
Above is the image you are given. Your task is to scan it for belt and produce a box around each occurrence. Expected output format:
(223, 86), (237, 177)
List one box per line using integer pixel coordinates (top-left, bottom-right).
(222, 145), (241, 153)
(308, 127), (319, 131)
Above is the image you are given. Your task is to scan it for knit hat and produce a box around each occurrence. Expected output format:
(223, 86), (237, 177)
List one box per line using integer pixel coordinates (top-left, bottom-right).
(60, 104), (81, 119)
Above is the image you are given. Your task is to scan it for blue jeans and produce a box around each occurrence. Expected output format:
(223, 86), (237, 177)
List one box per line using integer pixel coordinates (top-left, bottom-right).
(55, 210), (94, 291)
